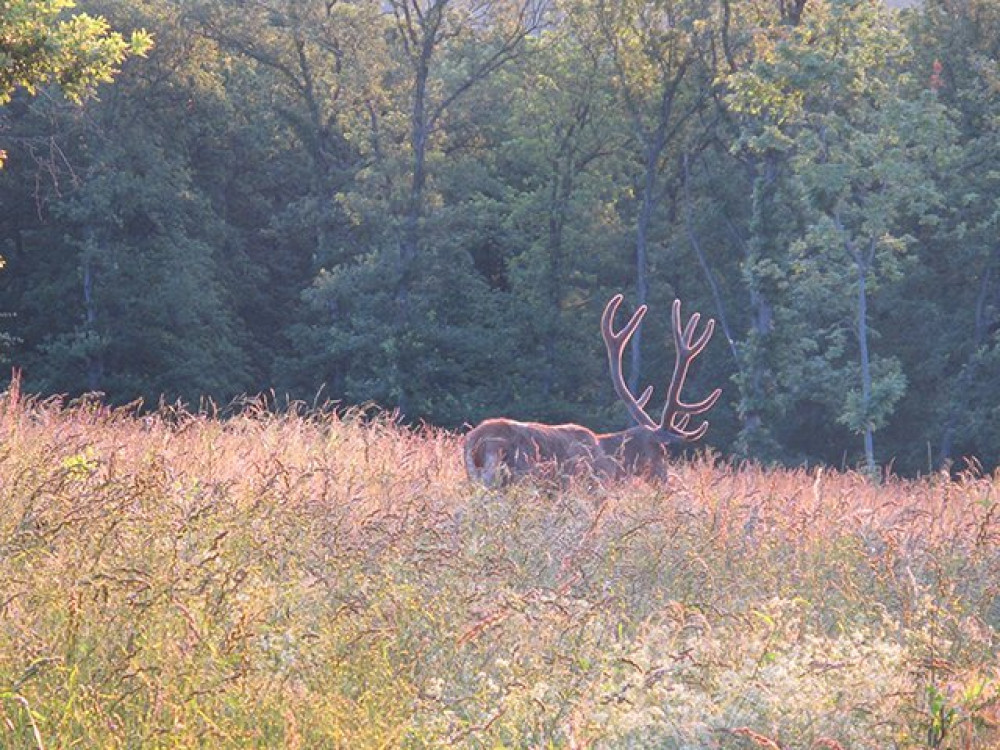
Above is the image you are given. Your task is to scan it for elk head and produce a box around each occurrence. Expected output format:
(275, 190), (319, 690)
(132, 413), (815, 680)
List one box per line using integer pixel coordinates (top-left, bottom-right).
(464, 294), (722, 485)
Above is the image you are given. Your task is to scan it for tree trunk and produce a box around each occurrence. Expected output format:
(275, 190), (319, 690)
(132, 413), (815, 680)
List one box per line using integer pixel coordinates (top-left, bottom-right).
(401, 45), (430, 279)
(394, 35), (434, 416)
(853, 242), (876, 475)
(939, 256), (997, 465)
(542, 171), (567, 399)
(682, 153), (738, 364)
(81, 238), (103, 393)
(293, 34), (333, 264)
(629, 143), (658, 397)
(737, 156), (779, 454)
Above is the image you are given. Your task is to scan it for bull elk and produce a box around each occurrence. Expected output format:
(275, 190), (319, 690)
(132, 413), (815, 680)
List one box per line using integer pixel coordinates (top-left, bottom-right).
(464, 294), (722, 485)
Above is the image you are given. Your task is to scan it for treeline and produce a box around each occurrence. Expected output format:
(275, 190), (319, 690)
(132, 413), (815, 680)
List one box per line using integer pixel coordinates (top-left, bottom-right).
(1, 0), (998, 475)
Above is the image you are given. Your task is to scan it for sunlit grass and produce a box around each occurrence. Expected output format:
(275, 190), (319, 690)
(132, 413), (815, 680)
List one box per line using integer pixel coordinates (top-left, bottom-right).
(1, 381), (999, 748)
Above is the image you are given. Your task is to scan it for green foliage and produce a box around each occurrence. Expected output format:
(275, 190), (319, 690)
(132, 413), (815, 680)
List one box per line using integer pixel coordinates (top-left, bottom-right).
(723, 0), (959, 471)
(838, 355), (907, 435)
(1, 0), (999, 473)
(0, 0), (150, 105)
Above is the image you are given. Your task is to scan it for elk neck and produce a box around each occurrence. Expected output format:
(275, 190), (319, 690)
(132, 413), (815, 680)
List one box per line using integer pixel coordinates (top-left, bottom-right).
(596, 424), (679, 454)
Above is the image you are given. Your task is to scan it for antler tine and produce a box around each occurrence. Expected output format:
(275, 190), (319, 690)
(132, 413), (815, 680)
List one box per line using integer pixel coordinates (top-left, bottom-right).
(682, 311), (701, 346)
(675, 303), (713, 355)
(669, 418), (711, 441)
(682, 386), (723, 415)
(602, 294), (645, 343)
(636, 384), (653, 409)
(687, 317), (715, 356)
(665, 411), (713, 441)
(601, 295), (658, 429)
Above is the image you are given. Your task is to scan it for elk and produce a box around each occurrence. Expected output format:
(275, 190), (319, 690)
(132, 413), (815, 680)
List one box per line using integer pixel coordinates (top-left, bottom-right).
(464, 294), (722, 485)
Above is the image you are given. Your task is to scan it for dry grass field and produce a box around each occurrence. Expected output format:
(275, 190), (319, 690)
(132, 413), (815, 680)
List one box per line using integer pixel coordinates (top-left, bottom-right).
(1, 381), (999, 748)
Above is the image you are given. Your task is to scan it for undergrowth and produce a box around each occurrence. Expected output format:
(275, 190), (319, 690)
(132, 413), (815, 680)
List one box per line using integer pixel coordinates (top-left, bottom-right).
(1, 383), (998, 748)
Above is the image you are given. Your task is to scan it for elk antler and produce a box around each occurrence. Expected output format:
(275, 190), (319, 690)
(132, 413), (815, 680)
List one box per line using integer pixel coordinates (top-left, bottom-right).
(601, 294), (657, 429)
(660, 299), (722, 440)
(601, 294), (722, 441)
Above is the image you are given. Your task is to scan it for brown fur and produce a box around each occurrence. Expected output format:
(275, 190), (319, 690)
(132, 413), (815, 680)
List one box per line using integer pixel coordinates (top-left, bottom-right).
(463, 418), (675, 486)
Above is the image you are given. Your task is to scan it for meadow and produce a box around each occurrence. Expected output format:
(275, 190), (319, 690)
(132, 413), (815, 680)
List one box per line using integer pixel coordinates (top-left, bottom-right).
(1, 381), (999, 749)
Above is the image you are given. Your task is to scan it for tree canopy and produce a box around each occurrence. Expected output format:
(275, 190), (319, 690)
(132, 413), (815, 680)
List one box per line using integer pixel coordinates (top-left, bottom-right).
(0, 0), (150, 106)
(1, 0), (998, 475)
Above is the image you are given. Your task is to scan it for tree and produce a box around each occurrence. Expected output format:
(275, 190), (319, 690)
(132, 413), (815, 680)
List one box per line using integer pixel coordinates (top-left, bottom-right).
(896, 0), (1000, 470)
(0, 0), (149, 287)
(488, 15), (627, 417)
(570, 0), (718, 392)
(727, 0), (956, 473)
(1, 0), (251, 402)
(190, 0), (387, 266)
(187, 0), (396, 391)
(382, 0), (544, 413)
(0, 0), (150, 107)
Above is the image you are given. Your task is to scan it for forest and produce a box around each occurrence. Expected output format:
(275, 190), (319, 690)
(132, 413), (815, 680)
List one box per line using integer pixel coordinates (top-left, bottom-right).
(1, 0), (998, 476)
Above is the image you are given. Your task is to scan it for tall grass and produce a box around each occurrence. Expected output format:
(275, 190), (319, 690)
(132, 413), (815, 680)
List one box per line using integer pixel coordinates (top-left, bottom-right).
(1, 382), (998, 748)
